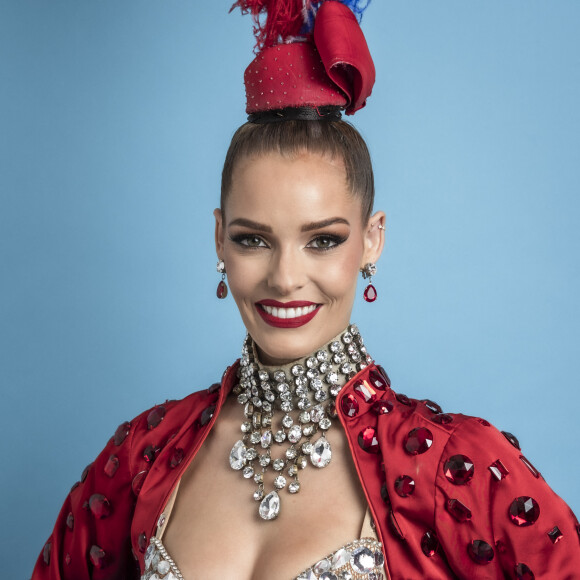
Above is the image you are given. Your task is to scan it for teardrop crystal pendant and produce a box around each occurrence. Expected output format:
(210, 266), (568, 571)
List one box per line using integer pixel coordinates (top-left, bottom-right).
(363, 283), (377, 302)
(259, 491), (280, 520)
(217, 280), (228, 299)
(229, 440), (247, 470)
(310, 435), (332, 468)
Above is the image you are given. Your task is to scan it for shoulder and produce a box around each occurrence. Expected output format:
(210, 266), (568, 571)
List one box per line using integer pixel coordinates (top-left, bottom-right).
(117, 381), (223, 466)
(371, 382), (580, 577)
(31, 376), (230, 580)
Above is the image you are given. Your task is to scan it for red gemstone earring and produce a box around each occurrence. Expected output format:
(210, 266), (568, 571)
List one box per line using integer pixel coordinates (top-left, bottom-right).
(216, 259), (228, 299)
(361, 262), (377, 302)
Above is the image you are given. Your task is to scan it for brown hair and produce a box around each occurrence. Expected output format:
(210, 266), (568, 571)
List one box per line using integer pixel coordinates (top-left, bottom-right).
(221, 120), (374, 222)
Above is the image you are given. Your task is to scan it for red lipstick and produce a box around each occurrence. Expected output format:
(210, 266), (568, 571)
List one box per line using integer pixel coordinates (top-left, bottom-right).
(255, 300), (321, 328)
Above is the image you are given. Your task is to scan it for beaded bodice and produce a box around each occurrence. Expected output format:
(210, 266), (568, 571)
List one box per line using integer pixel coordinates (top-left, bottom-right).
(142, 500), (386, 580)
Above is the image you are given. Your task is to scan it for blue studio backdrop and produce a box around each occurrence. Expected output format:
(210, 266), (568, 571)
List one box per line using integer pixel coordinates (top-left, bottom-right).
(1, 1), (579, 574)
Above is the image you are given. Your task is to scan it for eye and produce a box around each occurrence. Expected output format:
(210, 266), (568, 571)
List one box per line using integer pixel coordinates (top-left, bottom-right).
(306, 235), (346, 251)
(231, 234), (268, 248)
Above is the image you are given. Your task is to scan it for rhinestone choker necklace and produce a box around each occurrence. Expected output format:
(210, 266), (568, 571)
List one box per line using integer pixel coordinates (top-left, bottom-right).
(230, 324), (372, 521)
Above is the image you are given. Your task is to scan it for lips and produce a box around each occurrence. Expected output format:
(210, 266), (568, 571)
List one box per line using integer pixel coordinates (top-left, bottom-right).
(256, 300), (321, 328)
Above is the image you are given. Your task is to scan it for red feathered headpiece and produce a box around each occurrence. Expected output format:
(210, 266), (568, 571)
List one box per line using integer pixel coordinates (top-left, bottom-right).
(231, 0), (375, 117)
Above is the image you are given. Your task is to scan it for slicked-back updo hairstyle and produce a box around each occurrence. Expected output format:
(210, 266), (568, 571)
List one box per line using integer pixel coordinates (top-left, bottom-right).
(221, 120), (374, 223)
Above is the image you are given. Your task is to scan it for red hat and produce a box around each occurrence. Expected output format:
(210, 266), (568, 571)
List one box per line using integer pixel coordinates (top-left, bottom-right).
(232, 1), (375, 119)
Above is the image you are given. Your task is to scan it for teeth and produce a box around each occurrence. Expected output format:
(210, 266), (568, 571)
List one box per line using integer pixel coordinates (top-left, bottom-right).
(262, 304), (317, 319)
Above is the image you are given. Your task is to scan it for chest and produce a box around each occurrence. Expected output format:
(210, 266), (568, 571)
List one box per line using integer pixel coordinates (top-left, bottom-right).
(160, 396), (371, 580)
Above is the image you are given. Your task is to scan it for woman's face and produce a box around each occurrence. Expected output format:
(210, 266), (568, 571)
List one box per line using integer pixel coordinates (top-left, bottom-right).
(214, 151), (384, 365)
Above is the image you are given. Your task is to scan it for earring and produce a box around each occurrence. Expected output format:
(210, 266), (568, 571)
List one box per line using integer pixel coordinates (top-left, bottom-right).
(361, 263), (377, 302)
(216, 259), (228, 299)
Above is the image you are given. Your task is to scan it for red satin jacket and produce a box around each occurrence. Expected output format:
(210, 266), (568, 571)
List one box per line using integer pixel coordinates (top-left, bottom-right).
(32, 362), (580, 579)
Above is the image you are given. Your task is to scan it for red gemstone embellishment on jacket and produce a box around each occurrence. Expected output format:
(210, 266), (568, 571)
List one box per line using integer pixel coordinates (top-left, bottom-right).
(469, 540), (494, 564)
(477, 418), (491, 427)
(509, 496), (540, 527)
(376, 365), (391, 387)
(113, 421), (131, 445)
(420, 531), (439, 556)
(89, 494), (112, 519)
(200, 404), (216, 426)
(81, 463), (92, 482)
(502, 431), (521, 450)
(422, 399), (442, 414)
(515, 563), (535, 580)
(380, 482), (391, 506)
(147, 406), (166, 429)
(104, 454), (119, 478)
(170, 447), (184, 469)
(395, 393), (415, 407)
(371, 399), (394, 415)
(43, 541), (52, 565)
(489, 459), (509, 481)
(137, 533), (147, 552)
(143, 444), (161, 464)
(341, 393), (360, 417)
(358, 426), (380, 453)
(66, 512), (74, 530)
(353, 381), (377, 403)
(432, 413), (453, 424)
(547, 526), (563, 544)
(520, 455), (540, 478)
(444, 454), (475, 485)
(132, 470), (147, 496)
(369, 368), (389, 390)
(208, 382), (221, 394)
(64, 553), (71, 566)
(404, 427), (433, 455)
(89, 545), (107, 569)
(446, 498), (472, 522)
(394, 475), (415, 497)
(363, 284), (377, 302)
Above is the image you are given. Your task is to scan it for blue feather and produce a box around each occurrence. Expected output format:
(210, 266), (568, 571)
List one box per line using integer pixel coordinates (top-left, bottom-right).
(301, 0), (371, 34)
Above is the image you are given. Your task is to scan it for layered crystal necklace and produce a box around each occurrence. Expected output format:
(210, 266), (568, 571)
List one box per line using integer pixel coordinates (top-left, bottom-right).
(229, 324), (372, 521)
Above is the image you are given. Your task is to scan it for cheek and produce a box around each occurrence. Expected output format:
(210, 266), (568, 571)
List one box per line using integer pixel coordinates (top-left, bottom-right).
(224, 252), (262, 302)
(315, 247), (363, 299)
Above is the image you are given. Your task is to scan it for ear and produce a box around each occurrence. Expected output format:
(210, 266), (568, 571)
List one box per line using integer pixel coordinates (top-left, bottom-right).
(214, 208), (225, 258)
(361, 210), (386, 268)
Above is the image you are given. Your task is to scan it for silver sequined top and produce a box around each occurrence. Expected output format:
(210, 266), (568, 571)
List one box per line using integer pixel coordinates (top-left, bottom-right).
(141, 507), (386, 580)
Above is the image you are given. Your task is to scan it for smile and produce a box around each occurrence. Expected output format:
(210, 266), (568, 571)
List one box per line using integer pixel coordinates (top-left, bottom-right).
(255, 300), (321, 328)
(261, 304), (317, 318)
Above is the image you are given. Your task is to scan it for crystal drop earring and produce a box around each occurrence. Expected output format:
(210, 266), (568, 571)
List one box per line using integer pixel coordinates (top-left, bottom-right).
(361, 262), (377, 302)
(216, 259), (228, 299)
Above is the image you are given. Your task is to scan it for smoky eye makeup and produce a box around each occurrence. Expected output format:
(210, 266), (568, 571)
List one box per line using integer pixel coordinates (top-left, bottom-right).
(306, 233), (349, 251)
(229, 233), (269, 248)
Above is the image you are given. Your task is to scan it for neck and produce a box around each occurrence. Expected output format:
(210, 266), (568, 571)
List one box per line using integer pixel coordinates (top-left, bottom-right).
(237, 323), (371, 412)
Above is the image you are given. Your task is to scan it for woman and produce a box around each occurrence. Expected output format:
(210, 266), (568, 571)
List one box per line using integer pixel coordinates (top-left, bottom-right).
(32, 2), (580, 579)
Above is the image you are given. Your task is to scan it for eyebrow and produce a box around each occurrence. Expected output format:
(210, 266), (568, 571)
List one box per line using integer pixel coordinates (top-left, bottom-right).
(228, 218), (272, 232)
(227, 217), (350, 233)
(300, 217), (350, 232)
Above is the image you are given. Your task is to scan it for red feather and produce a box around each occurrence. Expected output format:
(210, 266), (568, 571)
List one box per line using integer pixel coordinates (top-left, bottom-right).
(231, 0), (313, 50)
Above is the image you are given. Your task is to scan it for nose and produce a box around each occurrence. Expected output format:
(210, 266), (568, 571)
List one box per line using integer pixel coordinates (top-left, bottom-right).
(266, 246), (307, 296)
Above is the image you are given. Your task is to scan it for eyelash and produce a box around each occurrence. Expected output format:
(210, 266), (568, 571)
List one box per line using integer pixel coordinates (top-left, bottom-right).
(306, 234), (347, 251)
(229, 234), (347, 252)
